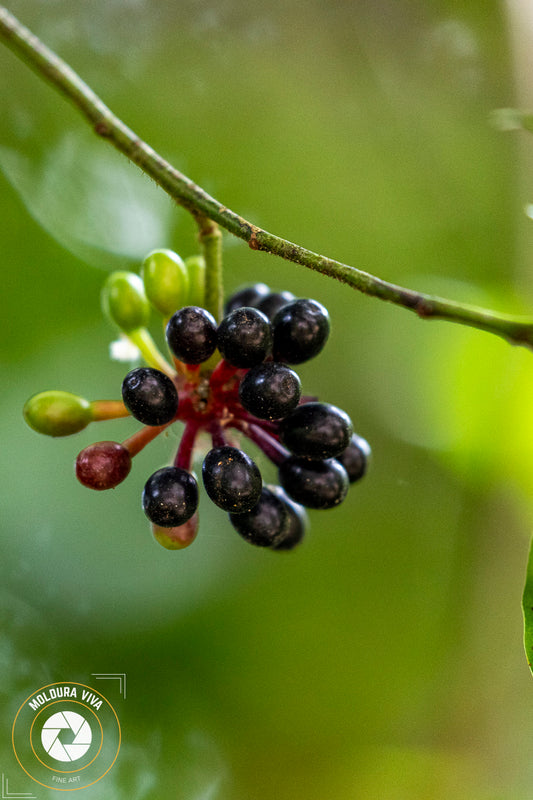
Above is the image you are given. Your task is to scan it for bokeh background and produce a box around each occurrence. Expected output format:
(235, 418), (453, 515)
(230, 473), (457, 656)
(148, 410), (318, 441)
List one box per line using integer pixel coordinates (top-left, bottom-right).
(1, 0), (533, 797)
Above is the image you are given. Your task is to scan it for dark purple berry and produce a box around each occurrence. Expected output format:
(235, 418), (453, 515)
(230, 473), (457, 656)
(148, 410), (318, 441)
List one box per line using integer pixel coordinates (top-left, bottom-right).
(239, 362), (301, 420)
(336, 434), (371, 482)
(166, 306), (218, 364)
(272, 298), (330, 364)
(267, 485), (307, 550)
(202, 446), (262, 512)
(228, 487), (290, 547)
(256, 291), (296, 321)
(224, 283), (270, 315)
(279, 402), (353, 459)
(122, 367), (178, 426)
(142, 466), (198, 527)
(76, 441), (131, 490)
(278, 456), (349, 509)
(217, 307), (272, 368)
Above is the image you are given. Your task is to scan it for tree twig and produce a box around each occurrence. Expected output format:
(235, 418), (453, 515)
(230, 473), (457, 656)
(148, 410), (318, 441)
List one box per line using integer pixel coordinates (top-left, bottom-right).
(1, 5), (533, 348)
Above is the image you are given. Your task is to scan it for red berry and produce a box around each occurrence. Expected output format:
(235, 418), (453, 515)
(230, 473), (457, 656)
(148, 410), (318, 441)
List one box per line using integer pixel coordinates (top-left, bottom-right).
(76, 441), (132, 490)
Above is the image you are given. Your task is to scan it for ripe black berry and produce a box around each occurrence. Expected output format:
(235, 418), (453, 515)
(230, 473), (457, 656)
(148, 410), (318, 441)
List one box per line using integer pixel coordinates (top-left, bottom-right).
(279, 402), (353, 459)
(256, 290), (296, 321)
(217, 307), (272, 368)
(267, 485), (307, 550)
(336, 434), (371, 483)
(239, 362), (301, 420)
(272, 298), (330, 364)
(122, 367), (178, 426)
(278, 456), (349, 509)
(142, 466), (199, 527)
(166, 306), (218, 364)
(202, 446), (262, 512)
(76, 441), (132, 490)
(229, 487), (290, 547)
(224, 283), (270, 315)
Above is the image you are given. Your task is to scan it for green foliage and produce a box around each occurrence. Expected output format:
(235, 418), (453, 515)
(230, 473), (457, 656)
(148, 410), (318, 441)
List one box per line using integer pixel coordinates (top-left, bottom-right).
(523, 541), (533, 674)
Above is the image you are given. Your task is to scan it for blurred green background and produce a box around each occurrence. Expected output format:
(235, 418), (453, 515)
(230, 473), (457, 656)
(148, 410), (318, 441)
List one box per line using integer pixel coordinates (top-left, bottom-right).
(2, 0), (533, 797)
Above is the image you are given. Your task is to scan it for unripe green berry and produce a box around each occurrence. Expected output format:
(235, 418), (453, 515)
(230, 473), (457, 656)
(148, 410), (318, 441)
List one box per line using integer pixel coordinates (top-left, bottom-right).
(101, 271), (150, 332)
(23, 391), (92, 437)
(184, 255), (206, 307)
(141, 249), (190, 317)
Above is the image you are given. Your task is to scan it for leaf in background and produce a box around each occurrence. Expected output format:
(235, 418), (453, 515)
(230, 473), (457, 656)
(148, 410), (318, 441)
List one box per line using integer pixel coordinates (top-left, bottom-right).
(523, 538), (533, 674)
(0, 132), (173, 269)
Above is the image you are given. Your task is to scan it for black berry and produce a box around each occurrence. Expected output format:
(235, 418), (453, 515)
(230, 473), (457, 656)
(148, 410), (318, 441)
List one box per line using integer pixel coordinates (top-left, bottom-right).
(122, 367), (178, 426)
(278, 456), (349, 509)
(202, 446), (262, 512)
(336, 433), (371, 483)
(229, 487), (290, 547)
(76, 441), (131, 490)
(217, 307), (272, 368)
(256, 290), (296, 321)
(142, 466), (199, 527)
(239, 362), (301, 420)
(272, 298), (330, 364)
(279, 402), (353, 459)
(267, 485), (307, 550)
(224, 283), (270, 315)
(166, 306), (218, 364)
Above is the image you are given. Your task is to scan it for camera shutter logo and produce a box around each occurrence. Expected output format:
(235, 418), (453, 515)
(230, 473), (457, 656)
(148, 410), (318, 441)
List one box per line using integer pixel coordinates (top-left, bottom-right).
(41, 711), (92, 762)
(12, 682), (120, 791)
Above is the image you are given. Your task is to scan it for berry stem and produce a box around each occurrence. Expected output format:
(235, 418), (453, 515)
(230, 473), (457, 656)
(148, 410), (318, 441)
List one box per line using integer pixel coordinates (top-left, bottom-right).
(196, 215), (223, 324)
(232, 421), (289, 467)
(237, 413), (280, 434)
(209, 359), (241, 390)
(174, 421), (200, 470)
(210, 422), (229, 449)
(122, 423), (170, 457)
(90, 400), (131, 421)
(127, 327), (176, 377)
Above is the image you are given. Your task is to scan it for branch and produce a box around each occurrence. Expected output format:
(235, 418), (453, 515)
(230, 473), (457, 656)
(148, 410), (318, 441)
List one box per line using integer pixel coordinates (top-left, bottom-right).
(1, 5), (533, 348)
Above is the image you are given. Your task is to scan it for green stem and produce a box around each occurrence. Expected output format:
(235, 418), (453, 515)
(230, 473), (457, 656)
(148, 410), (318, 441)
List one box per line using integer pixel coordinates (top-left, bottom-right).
(90, 400), (130, 421)
(128, 328), (175, 376)
(195, 214), (223, 323)
(2, 6), (533, 348)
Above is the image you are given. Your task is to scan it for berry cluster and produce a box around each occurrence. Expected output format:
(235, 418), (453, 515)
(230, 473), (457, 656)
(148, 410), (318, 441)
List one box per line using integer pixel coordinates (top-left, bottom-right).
(23, 249), (370, 551)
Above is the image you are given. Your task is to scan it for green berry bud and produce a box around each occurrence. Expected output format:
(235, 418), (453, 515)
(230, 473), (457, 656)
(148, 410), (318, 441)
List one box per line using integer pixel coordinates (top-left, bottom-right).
(101, 271), (150, 332)
(184, 255), (206, 307)
(141, 249), (190, 317)
(23, 391), (92, 437)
